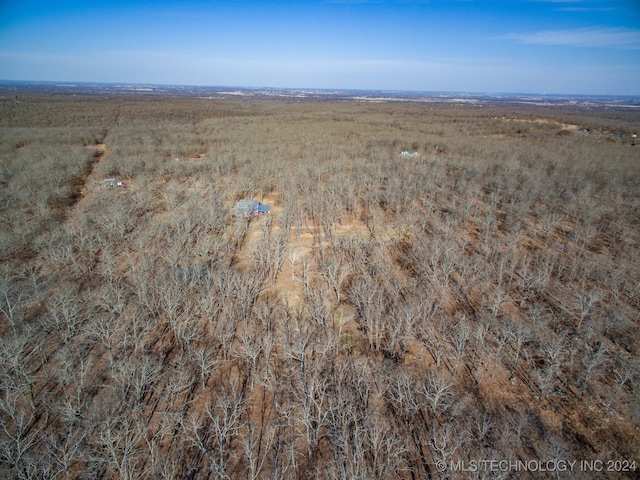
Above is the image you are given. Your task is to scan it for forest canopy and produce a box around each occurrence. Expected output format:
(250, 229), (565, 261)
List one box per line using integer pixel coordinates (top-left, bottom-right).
(0, 93), (639, 479)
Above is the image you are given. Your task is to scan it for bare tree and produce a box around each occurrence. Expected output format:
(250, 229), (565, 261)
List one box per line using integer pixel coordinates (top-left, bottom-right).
(45, 289), (84, 344)
(234, 327), (263, 389)
(576, 283), (602, 330)
(21, 262), (44, 296)
(535, 333), (567, 397)
(366, 414), (409, 479)
(0, 272), (24, 337)
(57, 355), (92, 426)
(423, 330), (448, 368)
(88, 314), (121, 376)
(450, 314), (471, 376)
(515, 253), (537, 307)
(472, 412), (493, 446)
(204, 379), (247, 479)
(129, 354), (163, 407)
(0, 391), (45, 480)
(576, 338), (610, 394)
(0, 333), (38, 409)
(157, 277), (185, 332)
(285, 246), (301, 281)
(430, 424), (466, 477)
(347, 276), (386, 352)
(242, 419), (277, 480)
(504, 318), (530, 369)
(98, 410), (148, 480)
(385, 370), (421, 424)
(45, 428), (86, 480)
(606, 359), (638, 413)
(421, 371), (453, 419)
(141, 413), (176, 480)
(318, 247), (351, 303)
(295, 354), (334, 461)
(193, 346), (220, 390)
(304, 283), (330, 328)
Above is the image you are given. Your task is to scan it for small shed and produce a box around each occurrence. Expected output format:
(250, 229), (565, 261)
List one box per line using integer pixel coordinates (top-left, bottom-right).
(104, 178), (117, 187)
(257, 203), (271, 214)
(236, 200), (271, 217)
(400, 150), (420, 158)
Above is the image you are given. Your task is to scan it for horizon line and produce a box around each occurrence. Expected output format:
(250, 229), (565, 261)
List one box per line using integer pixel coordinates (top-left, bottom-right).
(1, 79), (639, 100)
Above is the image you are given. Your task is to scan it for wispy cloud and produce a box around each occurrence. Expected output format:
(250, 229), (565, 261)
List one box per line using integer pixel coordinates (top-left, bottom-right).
(500, 27), (640, 49)
(555, 6), (617, 12)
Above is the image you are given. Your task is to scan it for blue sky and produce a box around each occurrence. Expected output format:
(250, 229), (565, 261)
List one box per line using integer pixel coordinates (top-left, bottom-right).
(1, 0), (639, 95)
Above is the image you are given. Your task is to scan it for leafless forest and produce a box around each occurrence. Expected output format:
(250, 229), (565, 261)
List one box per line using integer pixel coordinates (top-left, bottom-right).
(0, 93), (639, 479)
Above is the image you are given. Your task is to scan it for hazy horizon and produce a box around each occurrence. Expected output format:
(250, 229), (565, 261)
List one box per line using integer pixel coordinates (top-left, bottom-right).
(4, 79), (640, 100)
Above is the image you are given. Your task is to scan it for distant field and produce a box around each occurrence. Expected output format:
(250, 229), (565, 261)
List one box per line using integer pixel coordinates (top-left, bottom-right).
(0, 93), (638, 479)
